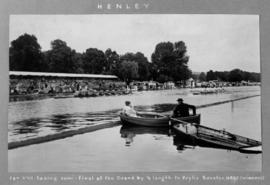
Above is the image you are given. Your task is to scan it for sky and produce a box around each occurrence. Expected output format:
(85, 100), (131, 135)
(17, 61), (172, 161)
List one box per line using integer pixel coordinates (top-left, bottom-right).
(9, 14), (260, 73)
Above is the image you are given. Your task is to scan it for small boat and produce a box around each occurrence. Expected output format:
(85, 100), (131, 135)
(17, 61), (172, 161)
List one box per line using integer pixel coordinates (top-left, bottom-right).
(120, 112), (170, 127)
(119, 112), (201, 127)
(172, 131), (261, 154)
(172, 119), (262, 151)
(192, 92), (201, 95)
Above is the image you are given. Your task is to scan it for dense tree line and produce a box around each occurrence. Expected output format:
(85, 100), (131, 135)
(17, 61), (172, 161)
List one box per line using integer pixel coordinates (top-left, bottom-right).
(10, 33), (193, 84)
(10, 33), (260, 84)
(195, 69), (260, 82)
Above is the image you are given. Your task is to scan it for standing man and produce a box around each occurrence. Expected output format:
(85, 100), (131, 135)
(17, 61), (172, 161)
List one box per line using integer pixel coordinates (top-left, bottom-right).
(173, 98), (196, 117)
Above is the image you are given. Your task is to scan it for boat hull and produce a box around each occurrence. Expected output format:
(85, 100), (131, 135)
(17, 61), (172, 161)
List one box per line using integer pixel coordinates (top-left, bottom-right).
(173, 120), (262, 151)
(120, 112), (170, 127)
(120, 113), (201, 127)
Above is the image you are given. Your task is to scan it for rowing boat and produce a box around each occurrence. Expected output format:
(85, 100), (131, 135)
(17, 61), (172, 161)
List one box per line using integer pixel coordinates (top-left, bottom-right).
(119, 112), (201, 127)
(172, 119), (262, 151)
(120, 112), (169, 127)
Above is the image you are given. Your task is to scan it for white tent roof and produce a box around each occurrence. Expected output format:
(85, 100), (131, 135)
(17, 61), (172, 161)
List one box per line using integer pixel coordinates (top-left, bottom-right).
(9, 71), (118, 79)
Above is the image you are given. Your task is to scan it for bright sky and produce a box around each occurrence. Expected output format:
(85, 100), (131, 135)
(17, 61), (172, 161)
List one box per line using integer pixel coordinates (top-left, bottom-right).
(9, 14), (260, 73)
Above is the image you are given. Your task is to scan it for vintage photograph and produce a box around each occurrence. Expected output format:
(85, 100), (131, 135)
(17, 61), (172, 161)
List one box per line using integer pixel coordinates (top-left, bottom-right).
(8, 14), (261, 172)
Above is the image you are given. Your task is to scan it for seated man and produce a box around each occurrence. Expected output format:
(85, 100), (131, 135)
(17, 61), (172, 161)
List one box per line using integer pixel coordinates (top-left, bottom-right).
(122, 101), (137, 117)
(173, 98), (196, 117)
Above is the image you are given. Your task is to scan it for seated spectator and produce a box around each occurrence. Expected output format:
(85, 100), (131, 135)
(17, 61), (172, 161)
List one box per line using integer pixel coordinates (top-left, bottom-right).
(122, 101), (137, 117)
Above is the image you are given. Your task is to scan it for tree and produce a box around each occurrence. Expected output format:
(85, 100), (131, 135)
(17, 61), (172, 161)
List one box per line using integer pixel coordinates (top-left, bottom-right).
(72, 52), (84, 73)
(151, 41), (191, 82)
(206, 70), (216, 81)
(250, 72), (260, 82)
(45, 39), (76, 73)
(156, 74), (173, 83)
(228, 69), (243, 82)
(104, 48), (120, 75)
(215, 71), (229, 81)
(203, 69), (260, 83)
(9, 33), (43, 71)
(173, 64), (191, 82)
(117, 61), (139, 85)
(198, 72), (206, 81)
(151, 42), (174, 78)
(149, 63), (159, 81)
(134, 52), (150, 81)
(83, 48), (106, 74)
(118, 52), (150, 81)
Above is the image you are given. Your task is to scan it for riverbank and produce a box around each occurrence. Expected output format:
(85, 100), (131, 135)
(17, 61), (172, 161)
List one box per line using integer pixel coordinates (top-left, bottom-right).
(9, 85), (260, 102)
(9, 89), (132, 102)
(8, 94), (260, 150)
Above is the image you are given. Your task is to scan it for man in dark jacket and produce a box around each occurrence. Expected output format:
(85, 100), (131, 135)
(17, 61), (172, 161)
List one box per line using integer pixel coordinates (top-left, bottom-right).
(173, 98), (196, 117)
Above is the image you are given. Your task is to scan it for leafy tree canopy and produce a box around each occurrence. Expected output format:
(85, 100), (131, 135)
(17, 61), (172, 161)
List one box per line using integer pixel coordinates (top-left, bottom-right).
(117, 60), (139, 85)
(83, 48), (106, 74)
(10, 33), (43, 71)
(205, 69), (260, 82)
(151, 41), (191, 82)
(45, 39), (76, 73)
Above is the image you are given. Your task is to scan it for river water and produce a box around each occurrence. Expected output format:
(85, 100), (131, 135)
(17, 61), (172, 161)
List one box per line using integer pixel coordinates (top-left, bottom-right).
(8, 86), (261, 172)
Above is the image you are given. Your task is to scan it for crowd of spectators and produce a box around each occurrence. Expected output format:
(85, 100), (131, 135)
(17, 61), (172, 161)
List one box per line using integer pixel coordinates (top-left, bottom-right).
(10, 77), (127, 96)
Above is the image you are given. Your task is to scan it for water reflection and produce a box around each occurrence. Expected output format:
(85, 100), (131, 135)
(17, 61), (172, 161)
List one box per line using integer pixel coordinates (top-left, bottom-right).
(119, 125), (198, 152)
(8, 97), (261, 156)
(9, 94), (53, 102)
(231, 101), (234, 113)
(8, 103), (177, 143)
(172, 130), (262, 154)
(8, 91), (262, 172)
(120, 125), (261, 154)
(173, 132), (226, 152)
(120, 125), (171, 146)
(9, 110), (121, 142)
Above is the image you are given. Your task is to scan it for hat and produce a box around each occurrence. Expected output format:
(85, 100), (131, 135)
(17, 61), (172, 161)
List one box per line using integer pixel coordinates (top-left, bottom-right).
(177, 98), (183, 102)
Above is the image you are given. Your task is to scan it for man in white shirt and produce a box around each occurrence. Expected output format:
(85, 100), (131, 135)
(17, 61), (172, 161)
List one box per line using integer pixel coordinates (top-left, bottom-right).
(122, 101), (137, 117)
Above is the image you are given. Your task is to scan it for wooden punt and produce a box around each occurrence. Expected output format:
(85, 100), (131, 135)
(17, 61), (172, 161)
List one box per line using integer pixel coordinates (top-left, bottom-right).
(172, 130), (262, 154)
(120, 112), (201, 127)
(171, 114), (200, 125)
(172, 119), (262, 151)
